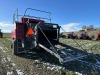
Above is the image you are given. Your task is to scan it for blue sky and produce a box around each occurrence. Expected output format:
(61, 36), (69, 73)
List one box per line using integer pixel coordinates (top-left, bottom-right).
(0, 0), (100, 32)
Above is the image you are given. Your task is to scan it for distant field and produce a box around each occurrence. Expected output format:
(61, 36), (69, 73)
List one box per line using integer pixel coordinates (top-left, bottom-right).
(3, 33), (10, 38)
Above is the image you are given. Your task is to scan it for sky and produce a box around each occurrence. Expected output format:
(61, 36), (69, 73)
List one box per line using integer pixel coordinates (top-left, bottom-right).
(0, 0), (100, 33)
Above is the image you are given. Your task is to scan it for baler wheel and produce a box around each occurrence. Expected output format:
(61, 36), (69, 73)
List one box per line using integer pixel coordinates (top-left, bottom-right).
(12, 40), (18, 55)
(91, 34), (98, 40)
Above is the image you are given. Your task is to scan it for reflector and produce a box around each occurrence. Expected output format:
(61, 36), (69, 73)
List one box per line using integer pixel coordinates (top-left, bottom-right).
(27, 27), (35, 35)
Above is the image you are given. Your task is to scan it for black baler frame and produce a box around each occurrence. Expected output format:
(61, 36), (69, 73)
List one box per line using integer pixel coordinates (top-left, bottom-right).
(12, 8), (90, 64)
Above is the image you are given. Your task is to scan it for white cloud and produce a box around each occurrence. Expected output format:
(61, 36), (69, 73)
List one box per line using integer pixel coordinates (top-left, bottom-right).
(2, 30), (11, 33)
(0, 21), (81, 33)
(61, 23), (81, 32)
(0, 22), (12, 27)
(0, 21), (13, 33)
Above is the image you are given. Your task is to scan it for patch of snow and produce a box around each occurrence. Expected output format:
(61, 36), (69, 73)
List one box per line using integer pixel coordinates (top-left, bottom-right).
(87, 50), (92, 53)
(43, 62), (50, 66)
(46, 63), (50, 65)
(5, 47), (8, 50)
(0, 46), (5, 52)
(34, 60), (40, 63)
(56, 66), (62, 70)
(47, 66), (51, 70)
(50, 67), (55, 70)
(2, 50), (6, 52)
(86, 44), (92, 47)
(7, 71), (13, 75)
(2, 57), (6, 62)
(16, 69), (24, 75)
(96, 61), (100, 65)
(88, 44), (92, 46)
(75, 72), (82, 75)
(11, 63), (16, 66)
(52, 64), (56, 67)
(43, 62), (47, 65)
(7, 38), (12, 41)
(0, 46), (3, 50)
(7, 57), (11, 61)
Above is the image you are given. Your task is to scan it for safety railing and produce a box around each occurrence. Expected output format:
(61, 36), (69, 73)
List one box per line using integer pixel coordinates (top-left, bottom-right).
(13, 8), (51, 24)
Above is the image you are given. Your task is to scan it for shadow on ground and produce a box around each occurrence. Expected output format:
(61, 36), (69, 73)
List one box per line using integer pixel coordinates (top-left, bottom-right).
(17, 48), (100, 75)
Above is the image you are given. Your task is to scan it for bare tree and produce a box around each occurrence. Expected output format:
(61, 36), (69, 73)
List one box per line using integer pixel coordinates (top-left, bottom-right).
(89, 25), (94, 30)
(82, 25), (87, 30)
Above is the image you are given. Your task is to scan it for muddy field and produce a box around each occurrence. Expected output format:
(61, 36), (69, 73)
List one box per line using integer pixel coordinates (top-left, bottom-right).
(0, 34), (100, 75)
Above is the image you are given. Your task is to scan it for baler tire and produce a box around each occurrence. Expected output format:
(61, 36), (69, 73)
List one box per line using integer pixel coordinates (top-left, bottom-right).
(92, 34), (98, 40)
(13, 40), (18, 55)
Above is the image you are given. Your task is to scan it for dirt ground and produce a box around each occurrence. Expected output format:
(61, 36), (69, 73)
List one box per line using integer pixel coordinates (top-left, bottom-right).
(0, 34), (100, 75)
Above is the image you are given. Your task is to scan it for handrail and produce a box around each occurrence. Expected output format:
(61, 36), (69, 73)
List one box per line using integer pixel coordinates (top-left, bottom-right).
(13, 8), (18, 23)
(24, 8), (51, 16)
(13, 8), (52, 23)
(23, 8), (51, 22)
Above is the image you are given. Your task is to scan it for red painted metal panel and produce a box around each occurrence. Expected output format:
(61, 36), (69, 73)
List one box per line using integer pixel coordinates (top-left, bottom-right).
(16, 23), (24, 39)
(20, 18), (44, 24)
